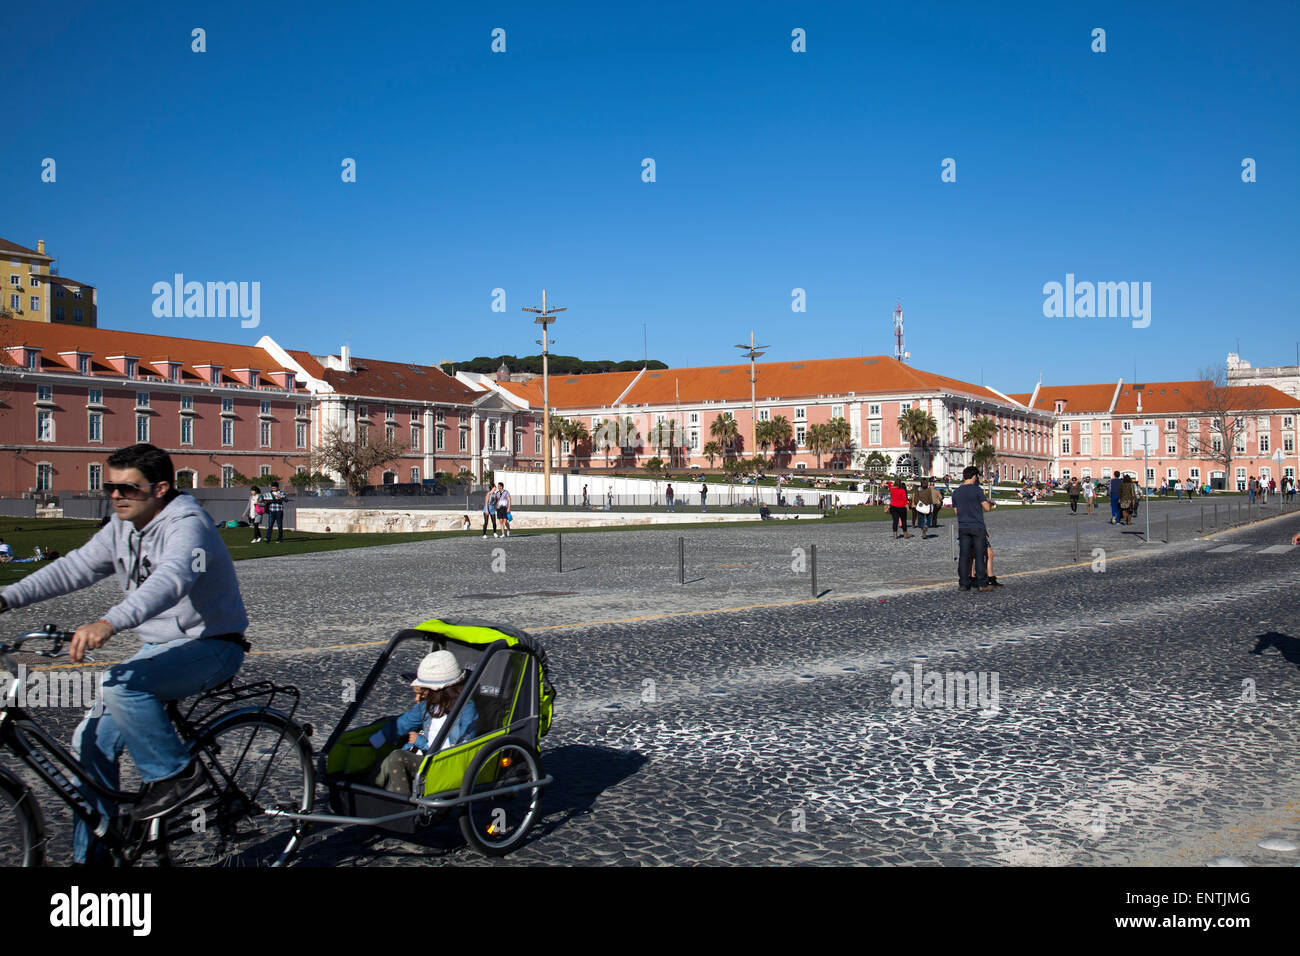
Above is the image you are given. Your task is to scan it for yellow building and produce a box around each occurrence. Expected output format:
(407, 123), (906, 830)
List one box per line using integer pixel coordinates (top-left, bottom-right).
(1, 237), (98, 327)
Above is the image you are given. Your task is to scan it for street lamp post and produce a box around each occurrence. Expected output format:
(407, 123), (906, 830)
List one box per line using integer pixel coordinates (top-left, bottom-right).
(735, 332), (769, 463)
(523, 291), (566, 505)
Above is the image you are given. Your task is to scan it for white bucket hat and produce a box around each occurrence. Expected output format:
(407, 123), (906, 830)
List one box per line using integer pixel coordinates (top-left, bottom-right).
(411, 650), (464, 690)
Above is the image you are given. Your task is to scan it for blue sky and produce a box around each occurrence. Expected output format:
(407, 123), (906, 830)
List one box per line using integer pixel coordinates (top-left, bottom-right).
(5, 0), (1298, 390)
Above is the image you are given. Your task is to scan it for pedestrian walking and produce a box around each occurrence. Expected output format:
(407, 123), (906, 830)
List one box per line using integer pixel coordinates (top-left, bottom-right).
(1248, 477), (1257, 505)
(700, 482), (708, 513)
(953, 466), (994, 590)
(606, 487), (614, 510)
(1085, 478), (1095, 515)
(1184, 477), (1195, 501)
(927, 482), (943, 528)
(263, 481), (286, 542)
(1118, 474), (1137, 525)
(888, 480), (911, 539)
(912, 478), (934, 537)
(582, 484), (590, 509)
(665, 483), (675, 512)
(1067, 477), (1080, 514)
(1108, 471), (1122, 524)
(495, 482), (511, 536)
(244, 485), (264, 542)
(482, 486), (498, 538)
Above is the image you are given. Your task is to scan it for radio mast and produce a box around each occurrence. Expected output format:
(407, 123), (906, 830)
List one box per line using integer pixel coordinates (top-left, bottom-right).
(893, 299), (907, 364)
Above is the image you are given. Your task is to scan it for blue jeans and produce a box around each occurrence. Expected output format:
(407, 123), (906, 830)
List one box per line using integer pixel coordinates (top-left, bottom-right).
(265, 510), (284, 540)
(72, 638), (244, 862)
(1248, 489), (1256, 504)
(1110, 496), (1121, 522)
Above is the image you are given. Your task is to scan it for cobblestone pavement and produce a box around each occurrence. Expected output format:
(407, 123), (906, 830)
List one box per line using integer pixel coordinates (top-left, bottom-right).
(6, 501), (1299, 865)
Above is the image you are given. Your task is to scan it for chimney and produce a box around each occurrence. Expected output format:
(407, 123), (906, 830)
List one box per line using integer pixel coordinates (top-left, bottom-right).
(37, 239), (45, 255)
(340, 344), (350, 372)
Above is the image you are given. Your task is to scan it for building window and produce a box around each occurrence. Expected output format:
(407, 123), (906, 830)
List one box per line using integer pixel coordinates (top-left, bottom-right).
(358, 423), (369, 445)
(832, 404), (844, 419)
(37, 384), (53, 402)
(1282, 416), (1293, 429)
(124, 358), (136, 378)
(25, 349), (39, 370)
(260, 400), (271, 415)
(758, 409), (769, 421)
(1166, 439), (1177, 455)
(530, 430), (538, 454)
(221, 397), (234, 413)
(899, 403), (911, 414)
(88, 463), (102, 492)
(1285, 436), (1295, 453)
(1061, 437), (1071, 455)
(30, 296), (39, 311)
(385, 424), (395, 444)
(796, 425), (806, 446)
(88, 412), (102, 443)
(1080, 420), (1091, 433)
(7, 274), (17, 287)
(222, 465), (235, 488)
(435, 428), (445, 451)
(868, 403), (881, 417)
(36, 463), (53, 491)
(436, 410), (445, 424)
(1061, 422), (1070, 433)
(259, 465), (272, 477)
(385, 406), (394, 420)
(222, 420), (234, 446)
(297, 403), (308, 418)
(869, 421), (881, 445)
(136, 391), (150, 407)
(55, 286), (64, 299)
(462, 428), (470, 452)
(411, 468), (420, 483)
(358, 405), (368, 419)
(260, 421), (272, 447)
(55, 306), (65, 321)
(181, 394), (194, 410)
(1121, 435), (1132, 455)
(1260, 434), (1270, 453)
(76, 354), (89, 374)
(1165, 419), (1176, 431)
(1235, 467), (1247, 490)
(37, 410), (54, 442)
(9, 293), (19, 311)
(181, 417), (193, 445)
(136, 415), (149, 443)
(296, 423), (307, 448)
(1121, 420), (1131, 432)
(409, 426), (420, 452)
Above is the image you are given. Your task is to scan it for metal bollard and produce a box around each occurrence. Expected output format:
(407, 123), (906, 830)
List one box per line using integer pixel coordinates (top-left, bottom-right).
(678, 536), (684, 585)
(951, 522), (956, 561)
(1165, 513), (1169, 543)
(1213, 502), (1218, 528)
(1075, 521), (1080, 563)
(811, 543), (818, 597)
(556, 532), (562, 573)
(1200, 505), (1204, 533)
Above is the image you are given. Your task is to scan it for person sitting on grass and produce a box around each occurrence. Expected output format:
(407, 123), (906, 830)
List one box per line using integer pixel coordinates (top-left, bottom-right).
(369, 650), (479, 796)
(759, 504), (773, 520)
(0, 539), (11, 563)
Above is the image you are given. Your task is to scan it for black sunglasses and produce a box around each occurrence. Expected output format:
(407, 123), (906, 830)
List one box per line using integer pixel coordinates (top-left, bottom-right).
(104, 481), (157, 496)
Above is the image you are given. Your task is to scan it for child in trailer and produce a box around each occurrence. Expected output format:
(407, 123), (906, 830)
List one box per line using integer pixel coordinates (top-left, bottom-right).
(368, 651), (479, 795)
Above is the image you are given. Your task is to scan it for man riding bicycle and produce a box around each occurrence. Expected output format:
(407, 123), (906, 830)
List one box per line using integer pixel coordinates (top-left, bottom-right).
(0, 443), (249, 865)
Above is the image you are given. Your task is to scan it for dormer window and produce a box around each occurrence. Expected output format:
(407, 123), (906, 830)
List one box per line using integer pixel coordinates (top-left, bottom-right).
(124, 358), (137, 378)
(26, 349), (40, 370)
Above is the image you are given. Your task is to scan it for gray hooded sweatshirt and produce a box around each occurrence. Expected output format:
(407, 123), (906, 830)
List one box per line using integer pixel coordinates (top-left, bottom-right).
(1, 493), (249, 643)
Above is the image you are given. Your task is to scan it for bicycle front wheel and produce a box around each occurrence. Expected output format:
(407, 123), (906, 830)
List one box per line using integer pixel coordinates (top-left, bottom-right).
(0, 778), (44, 867)
(165, 712), (314, 867)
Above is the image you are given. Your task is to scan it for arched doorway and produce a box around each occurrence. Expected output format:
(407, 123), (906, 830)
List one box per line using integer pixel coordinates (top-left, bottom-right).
(895, 453), (917, 477)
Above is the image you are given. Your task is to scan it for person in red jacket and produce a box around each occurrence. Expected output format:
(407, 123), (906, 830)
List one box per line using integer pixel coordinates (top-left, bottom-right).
(887, 480), (912, 539)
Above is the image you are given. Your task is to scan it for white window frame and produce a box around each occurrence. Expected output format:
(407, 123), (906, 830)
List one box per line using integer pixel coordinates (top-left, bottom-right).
(181, 416), (194, 445)
(260, 421), (272, 447)
(222, 420), (234, 446)
(136, 415), (149, 443)
(868, 403), (881, 417)
(88, 462), (102, 492)
(88, 412), (103, 443)
(296, 423), (307, 449)
(869, 421), (881, 445)
(36, 410), (54, 442)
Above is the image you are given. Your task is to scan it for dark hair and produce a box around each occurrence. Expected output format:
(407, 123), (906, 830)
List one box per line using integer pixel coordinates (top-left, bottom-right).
(271, 481), (280, 489)
(416, 679), (466, 719)
(107, 444), (176, 491)
(250, 485), (260, 493)
(962, 466), (980, 481)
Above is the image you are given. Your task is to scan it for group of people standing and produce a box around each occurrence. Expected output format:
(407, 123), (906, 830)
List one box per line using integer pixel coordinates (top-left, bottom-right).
(884, 477), (946, 539)
(241, 482), (287, 542)
(481, 482), (513, 538)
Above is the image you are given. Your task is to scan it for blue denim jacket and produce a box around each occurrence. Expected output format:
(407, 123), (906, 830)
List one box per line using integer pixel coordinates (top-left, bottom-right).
(388, 699), (479, 753)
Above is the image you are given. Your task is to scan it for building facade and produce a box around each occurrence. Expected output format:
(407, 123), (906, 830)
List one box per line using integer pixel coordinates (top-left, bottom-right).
(1, 238), (97, 328)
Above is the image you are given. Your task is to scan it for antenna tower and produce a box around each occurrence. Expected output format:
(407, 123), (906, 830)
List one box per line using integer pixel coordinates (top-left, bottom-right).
(893, 299), (906, 364)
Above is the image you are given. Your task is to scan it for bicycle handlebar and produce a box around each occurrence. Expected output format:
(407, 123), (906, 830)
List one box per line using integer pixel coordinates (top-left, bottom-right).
(0, 624), (77, 655)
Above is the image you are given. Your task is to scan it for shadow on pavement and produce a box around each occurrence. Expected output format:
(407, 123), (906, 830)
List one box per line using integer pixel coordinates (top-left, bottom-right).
(289, 742), (647, 865)
(1249, 632), (1300, 670)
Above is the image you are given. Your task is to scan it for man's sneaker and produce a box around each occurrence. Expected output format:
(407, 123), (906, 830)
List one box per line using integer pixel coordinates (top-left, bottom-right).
(978, 585), (994, 591)
(482, 533), (487, 539)
(131, 760), (207, 822)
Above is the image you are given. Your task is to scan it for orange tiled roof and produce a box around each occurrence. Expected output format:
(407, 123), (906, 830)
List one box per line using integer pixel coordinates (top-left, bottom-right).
(620, 356), (1005, 407)
(1113, 381), (1297, 415)
(0, 237), (50, 259)
(0, 322), (301, 388)
(495, 371), (639, 409)
(319, 356), (478, 404)
(285, 349), (326, 380)
(1029, 383), (1120, 413)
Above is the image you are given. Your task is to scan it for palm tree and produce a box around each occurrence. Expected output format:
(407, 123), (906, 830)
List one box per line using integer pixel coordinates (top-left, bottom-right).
(768, 415), (793, 467)
(703, 441), (722, 468)
(564, 419), (590, 466)
(754, 419), (775, 457)
(548, 416), (569, 470)
(619, 416), (640, 466)
(806, 423), (831, 469)
(827, 416), (852, 468)
(591, 417), (614, 468)
(710, 413), (740, 460)
(897, 407), (939, 475)
(964, 417), (999, 483)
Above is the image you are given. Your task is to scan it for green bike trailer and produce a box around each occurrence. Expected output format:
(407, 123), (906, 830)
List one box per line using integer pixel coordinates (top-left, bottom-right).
(313, 618), (555, 856)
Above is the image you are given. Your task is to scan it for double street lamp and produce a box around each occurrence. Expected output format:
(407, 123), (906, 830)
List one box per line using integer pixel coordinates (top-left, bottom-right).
(523, 290), (565, 505)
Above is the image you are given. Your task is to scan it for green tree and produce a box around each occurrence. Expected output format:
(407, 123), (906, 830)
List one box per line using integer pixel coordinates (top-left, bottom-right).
(897, 407), (939, 475)
(767, 415), (793, 467)
(702, 441), (722, 468)
(710, 413), (740, 460)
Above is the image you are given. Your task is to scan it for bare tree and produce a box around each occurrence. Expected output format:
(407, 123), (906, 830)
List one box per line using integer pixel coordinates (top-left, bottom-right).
(310, 424), (406, 495)
(1192, 364), (1270, 489)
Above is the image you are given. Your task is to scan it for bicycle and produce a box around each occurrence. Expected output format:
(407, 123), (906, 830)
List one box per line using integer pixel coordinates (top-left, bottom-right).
(0, 625), (315, 867)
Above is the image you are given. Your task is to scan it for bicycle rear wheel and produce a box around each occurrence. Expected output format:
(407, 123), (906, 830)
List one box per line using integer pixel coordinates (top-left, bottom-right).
(0, 779), (44, 867)
(164, 712), (313, 867)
